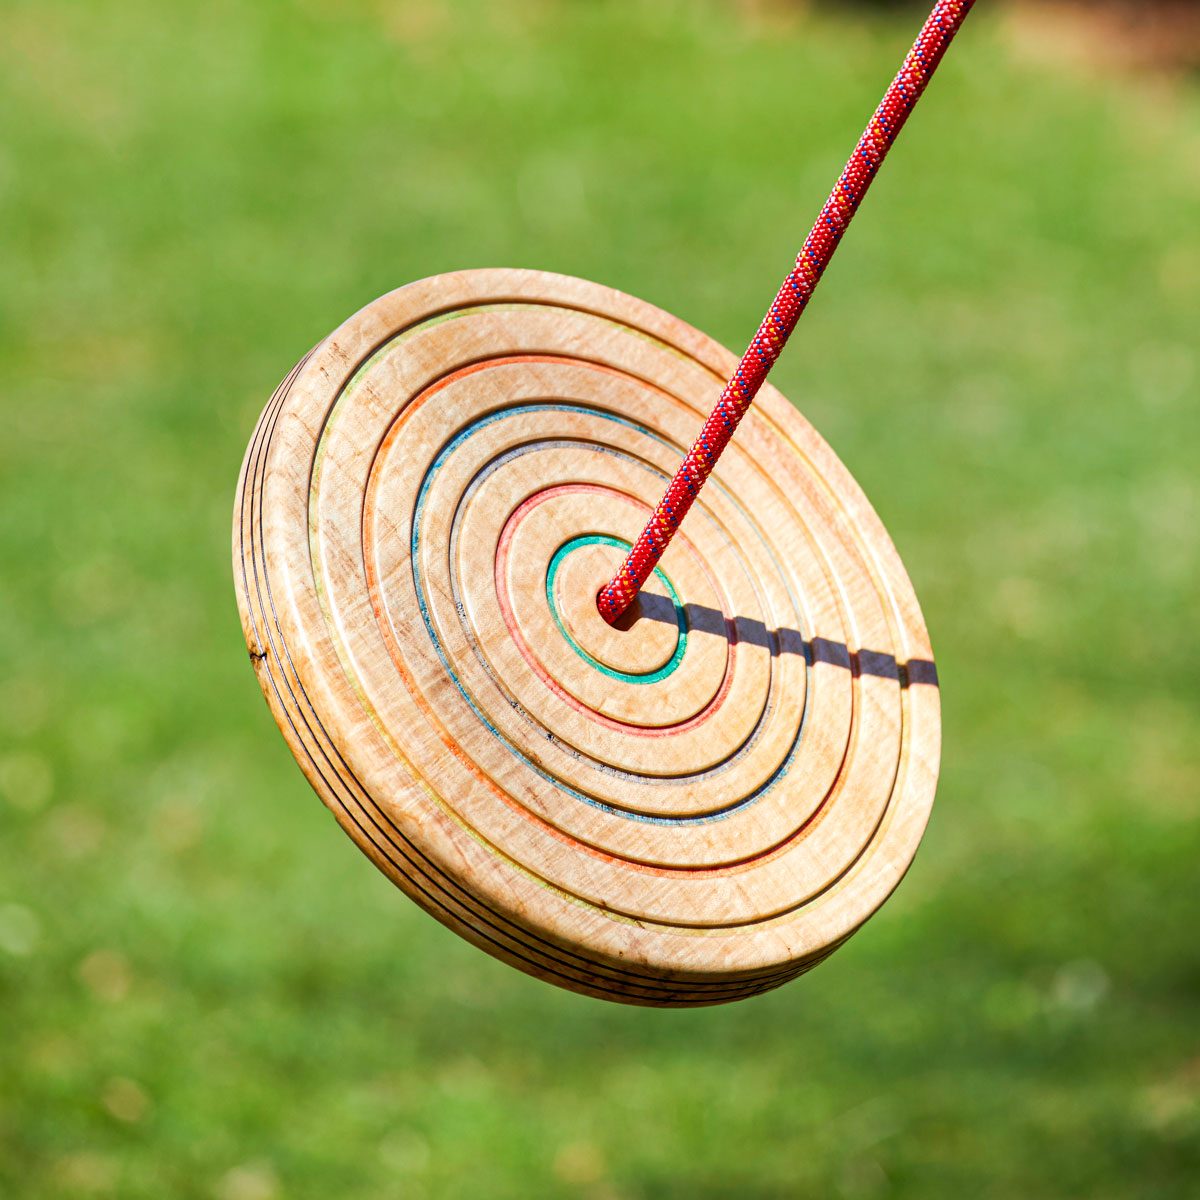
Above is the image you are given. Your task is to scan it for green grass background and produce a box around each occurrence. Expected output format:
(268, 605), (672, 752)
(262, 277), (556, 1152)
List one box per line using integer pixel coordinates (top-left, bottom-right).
(1, 1), (1198, 1196)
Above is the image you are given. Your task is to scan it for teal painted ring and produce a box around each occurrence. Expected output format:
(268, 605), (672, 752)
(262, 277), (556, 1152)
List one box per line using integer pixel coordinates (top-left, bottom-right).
(546, 535), (687, 685)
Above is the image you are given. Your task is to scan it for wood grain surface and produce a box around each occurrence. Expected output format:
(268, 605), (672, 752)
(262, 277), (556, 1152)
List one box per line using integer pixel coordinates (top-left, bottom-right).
(232, 269), (940, 1006)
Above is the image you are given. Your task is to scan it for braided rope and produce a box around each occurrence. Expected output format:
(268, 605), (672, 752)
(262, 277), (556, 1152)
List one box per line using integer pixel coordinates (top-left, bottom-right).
(597, 0), (976, 625)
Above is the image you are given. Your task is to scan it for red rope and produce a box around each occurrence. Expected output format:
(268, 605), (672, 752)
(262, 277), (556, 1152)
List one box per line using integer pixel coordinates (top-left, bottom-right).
(597, 0), (976, 625)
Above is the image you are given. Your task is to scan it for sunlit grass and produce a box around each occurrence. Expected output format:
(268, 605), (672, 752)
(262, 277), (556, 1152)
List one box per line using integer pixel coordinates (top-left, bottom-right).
(1, 2), (1197, 1197)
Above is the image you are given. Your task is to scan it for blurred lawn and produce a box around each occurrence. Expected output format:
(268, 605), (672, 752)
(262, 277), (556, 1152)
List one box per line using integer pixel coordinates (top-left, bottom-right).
(2, 1), (1198, 1197)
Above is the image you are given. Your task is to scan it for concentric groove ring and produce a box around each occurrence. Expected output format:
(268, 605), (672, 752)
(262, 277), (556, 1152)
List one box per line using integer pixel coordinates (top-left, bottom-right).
(547, 535), (687, 685)
(233, 269), (940, 1006)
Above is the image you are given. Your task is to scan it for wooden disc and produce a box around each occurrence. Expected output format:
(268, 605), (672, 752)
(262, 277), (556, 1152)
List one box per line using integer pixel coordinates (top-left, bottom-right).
(232, 269), (940, 1006)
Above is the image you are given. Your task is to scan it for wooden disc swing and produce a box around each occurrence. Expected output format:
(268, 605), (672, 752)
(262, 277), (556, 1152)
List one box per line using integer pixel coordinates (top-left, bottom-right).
(233, 1), (974, 1006)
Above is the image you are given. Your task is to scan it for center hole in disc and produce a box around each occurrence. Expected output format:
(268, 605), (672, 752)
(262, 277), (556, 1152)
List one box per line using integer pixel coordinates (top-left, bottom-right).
(598, 589), (645, 633)
(596, 587), (681, 634)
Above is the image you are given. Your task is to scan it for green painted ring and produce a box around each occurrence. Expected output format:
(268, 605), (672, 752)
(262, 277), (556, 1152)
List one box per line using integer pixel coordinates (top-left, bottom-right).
(546, 535), (687, 685)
